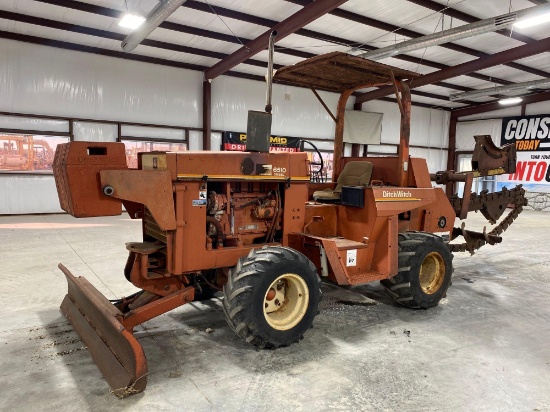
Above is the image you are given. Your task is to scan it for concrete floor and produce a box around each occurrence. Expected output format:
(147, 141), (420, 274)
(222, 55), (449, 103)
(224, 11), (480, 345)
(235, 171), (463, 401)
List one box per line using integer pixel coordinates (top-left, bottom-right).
(0, 210), (549, 412)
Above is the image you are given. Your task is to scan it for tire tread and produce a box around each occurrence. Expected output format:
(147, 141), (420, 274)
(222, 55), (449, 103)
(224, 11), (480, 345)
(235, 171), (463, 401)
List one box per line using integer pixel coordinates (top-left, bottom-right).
(381, 232), (453, 309)
(223, 246), (321, 348)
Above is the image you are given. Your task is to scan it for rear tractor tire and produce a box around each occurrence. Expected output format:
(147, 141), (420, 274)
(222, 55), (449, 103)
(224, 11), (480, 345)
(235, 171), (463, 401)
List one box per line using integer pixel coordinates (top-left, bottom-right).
(381, 232), (453, 309)
(222, 246), (321, 349)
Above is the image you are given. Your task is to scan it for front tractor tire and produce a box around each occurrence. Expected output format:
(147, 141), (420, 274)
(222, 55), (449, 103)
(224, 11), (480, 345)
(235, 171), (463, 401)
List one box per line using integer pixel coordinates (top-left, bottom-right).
(381, 232), (453, 309)
(223, 246), (321, 349)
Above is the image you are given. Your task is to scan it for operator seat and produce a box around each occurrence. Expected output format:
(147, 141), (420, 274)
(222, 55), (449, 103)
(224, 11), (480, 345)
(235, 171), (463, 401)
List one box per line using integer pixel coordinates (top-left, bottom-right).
(313, 161), (373, 202)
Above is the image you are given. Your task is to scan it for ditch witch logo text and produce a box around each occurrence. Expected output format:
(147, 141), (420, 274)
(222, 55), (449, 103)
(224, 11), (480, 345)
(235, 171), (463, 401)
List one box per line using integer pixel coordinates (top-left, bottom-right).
(500, 114), (550, 151)
(382, 190), (413, 198)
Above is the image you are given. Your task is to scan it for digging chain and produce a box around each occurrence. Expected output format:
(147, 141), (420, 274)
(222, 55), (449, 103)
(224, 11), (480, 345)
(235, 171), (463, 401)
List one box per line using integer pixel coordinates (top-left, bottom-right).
(448, 185), (527, 254)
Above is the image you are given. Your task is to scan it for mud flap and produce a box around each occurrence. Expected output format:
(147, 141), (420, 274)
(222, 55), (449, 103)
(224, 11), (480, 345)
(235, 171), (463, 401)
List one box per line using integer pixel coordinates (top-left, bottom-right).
(58, 264), (147, 398)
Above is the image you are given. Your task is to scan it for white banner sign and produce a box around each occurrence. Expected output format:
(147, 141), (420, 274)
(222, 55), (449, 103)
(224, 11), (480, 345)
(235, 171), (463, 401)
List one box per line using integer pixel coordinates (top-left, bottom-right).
(497, 114), (550, 193)
(343, 111), (382, 145)
(497, 151), (550, 193)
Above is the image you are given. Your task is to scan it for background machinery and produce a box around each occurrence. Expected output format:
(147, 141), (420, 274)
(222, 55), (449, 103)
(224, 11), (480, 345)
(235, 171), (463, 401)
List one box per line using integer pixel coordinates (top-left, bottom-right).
(52, 51), (525, 397)
(0, 135), (55, 171)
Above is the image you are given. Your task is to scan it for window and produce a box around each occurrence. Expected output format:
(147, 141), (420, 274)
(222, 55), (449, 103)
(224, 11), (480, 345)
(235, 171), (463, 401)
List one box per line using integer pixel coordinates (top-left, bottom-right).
(306, 151), (334, 182)
(121, 140), (187, 168)
(0, 134), (69, 173)
(457, 154), (496, 195)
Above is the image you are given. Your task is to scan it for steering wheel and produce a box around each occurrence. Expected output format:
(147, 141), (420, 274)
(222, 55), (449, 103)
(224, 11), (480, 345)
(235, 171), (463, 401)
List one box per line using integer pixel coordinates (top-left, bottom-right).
(300, 139), (324, 182)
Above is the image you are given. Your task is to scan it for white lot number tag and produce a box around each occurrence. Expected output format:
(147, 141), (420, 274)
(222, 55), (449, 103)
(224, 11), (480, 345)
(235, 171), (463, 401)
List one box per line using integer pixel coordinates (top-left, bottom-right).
(346, 249), (357, 266)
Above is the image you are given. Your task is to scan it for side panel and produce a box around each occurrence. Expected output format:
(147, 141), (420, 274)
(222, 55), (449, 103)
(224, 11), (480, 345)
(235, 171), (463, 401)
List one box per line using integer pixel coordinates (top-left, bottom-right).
(409, 157), (432, 188)
(420, 188), (457, 233)
(174, 151), (309, 181)
(369, 216), (398, 277)
(172, 180), (309, 273)
(342, 156), (400, 186)
(282, 184), (308, 246)
(303, 204), (338, 238)
(100, 169), (176, 230)
(174, 181), (208, 273)
(371, 187), (437, 216)
(53, 142), (127, 217)
(336, 198), (397, 279)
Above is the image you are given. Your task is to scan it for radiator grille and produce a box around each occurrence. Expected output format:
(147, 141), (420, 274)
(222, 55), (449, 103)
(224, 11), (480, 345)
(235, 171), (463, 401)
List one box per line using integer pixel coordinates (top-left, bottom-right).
(144, 208), (167, 243)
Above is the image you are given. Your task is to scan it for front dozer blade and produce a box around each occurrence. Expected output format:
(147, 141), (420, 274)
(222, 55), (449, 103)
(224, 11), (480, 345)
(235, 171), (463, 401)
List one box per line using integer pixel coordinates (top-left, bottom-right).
(58, 264), (147, 398)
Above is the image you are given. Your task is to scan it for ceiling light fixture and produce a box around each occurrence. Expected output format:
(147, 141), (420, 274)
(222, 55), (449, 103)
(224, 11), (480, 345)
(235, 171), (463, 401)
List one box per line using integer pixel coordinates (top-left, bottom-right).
(514, 11), (550, 29)
(499, 97), (523, 105)
(121, 0), (189, 52)
(118, 14), (146, 30)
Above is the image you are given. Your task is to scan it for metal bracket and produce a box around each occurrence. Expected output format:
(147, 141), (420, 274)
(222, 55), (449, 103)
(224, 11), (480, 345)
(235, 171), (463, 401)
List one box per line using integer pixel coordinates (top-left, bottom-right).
(310, 87), (337, 123)
(318, 243), (329, 277)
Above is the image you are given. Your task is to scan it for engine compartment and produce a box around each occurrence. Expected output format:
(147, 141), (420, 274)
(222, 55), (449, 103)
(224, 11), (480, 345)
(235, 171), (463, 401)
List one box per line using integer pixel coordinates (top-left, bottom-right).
(205, 181), (283, 248)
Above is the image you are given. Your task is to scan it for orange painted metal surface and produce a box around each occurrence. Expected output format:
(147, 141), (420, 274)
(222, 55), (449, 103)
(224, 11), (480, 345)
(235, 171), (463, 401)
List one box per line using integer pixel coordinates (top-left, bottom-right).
(121, 287), (195, 331)
(100, 169), (176, 231)
(50, 51), (529, 399)
(273, 51), (418, 93)
(409, 157), (432, 188)
(396, 81), (411, 188)
(295, 181), (456, 284)
(126, 247), (185, 296)
(53, 138), (461, 396)
(303, 203), (338, 238)
(59, 264), (147, 398)
(167, 151), (310, 181)
(53, 142), (127, 217)
(52, 118), (461, 398)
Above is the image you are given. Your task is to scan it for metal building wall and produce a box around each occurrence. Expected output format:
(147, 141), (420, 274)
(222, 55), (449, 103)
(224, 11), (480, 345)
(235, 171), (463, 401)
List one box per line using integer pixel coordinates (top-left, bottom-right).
(0, 38), (451, 214)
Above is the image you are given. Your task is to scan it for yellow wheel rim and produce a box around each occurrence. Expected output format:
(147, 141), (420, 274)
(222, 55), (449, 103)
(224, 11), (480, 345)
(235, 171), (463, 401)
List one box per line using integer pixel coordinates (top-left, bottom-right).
(263, 273), (309, 331)
(419, 252), (446, 295)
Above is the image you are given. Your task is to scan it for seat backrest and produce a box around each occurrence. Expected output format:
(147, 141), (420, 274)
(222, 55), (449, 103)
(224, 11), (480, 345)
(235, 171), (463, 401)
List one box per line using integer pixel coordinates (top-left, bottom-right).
(334, 161), (373, 193)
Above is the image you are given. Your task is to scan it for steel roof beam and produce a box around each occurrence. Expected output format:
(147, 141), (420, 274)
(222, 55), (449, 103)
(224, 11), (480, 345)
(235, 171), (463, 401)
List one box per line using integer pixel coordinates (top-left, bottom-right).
(0, 10), (461, 104)
(0, 10), (448, 103)
(411, 90), (473, 105)
(32, 0), (496, 92)
(34, 0), (548, 86)
(203, 0), (349, 80)
(0, 30), (451, 111)
(287, 0), (550, 79)
(378, 96), (449, 110)
(30, 0), (521, 103)
(184, 0), (512, 85)
(0, 29), (260, 81)
(356, 36), (550, 104)
(0, 11), (287, 70)
(32, 0), (313, 60)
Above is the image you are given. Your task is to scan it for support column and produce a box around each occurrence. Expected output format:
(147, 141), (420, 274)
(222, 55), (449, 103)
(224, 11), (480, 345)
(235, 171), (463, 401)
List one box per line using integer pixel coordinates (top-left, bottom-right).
(397, 81), (411, 188)
(202, 80), (211, 151)
(333, 88), (355, 180)
(352, 101), (362, 157)
(446, 116), (458, 196)
(351, 145), (361, 157)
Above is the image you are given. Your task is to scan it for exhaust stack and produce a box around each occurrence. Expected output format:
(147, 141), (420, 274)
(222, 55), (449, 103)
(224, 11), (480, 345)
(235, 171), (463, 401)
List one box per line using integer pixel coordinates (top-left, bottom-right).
(246, 31), (277, 153)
